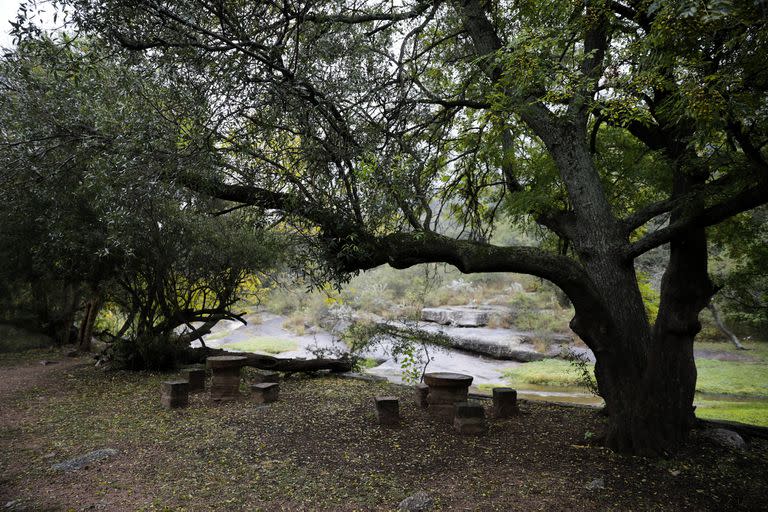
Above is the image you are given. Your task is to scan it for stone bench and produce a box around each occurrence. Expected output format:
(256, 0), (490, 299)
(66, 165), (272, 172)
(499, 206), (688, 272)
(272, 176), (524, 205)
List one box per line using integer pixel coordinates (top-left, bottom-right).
(161, 380), (189, 409)
(374, 396), (400, 427)
(415, 383), (429, 409)
(251, 382), (279, 404)
(492, 387), (519, 418)
(454, 402), (487, 435)
(183, 368), (206, 392)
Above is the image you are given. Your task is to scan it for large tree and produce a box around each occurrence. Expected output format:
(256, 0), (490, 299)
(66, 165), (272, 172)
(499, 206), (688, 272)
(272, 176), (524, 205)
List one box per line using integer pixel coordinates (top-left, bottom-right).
(28, 0), (768, 454)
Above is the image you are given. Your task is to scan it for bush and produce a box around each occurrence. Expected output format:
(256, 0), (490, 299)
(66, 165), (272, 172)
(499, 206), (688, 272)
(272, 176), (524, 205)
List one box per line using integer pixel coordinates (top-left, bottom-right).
(109, 335), (187, 371)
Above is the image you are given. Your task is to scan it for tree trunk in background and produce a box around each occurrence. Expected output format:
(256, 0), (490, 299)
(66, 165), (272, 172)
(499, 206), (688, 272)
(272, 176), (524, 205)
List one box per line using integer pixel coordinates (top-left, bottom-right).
(707, 302), (746, 350)
(78, 291), (102, 352)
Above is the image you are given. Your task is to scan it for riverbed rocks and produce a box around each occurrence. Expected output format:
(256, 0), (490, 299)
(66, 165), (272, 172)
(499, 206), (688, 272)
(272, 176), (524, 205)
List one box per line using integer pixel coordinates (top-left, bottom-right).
(413, 322), (549, 362)
(415, 304), (583, 362)
(420, 305), (512, 327)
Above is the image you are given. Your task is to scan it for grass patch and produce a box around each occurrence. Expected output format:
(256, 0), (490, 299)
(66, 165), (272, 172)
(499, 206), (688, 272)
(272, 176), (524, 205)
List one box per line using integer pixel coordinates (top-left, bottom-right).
(695, 398), (768, 427)
(220, 336), (298, 354)
(696, 359), (768, 397)
(499, 348), (768, 399)
(355, 357), (380, 370)
(500, 359), (594, 388)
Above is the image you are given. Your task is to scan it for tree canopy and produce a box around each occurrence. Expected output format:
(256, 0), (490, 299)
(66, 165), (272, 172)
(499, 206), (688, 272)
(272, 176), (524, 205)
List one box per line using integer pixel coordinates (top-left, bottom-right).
(0, 36), (284, 361)
(5, 0), (768, 454)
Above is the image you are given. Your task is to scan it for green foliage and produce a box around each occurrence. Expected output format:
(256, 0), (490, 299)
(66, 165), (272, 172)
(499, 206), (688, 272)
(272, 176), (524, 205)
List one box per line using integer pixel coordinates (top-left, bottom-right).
(344, 321), (451, 383)
(0, 37), (287, 365)
(637, 271), (660, 323)
(0, 325), (54, 353)
(108, 334), (188, 371)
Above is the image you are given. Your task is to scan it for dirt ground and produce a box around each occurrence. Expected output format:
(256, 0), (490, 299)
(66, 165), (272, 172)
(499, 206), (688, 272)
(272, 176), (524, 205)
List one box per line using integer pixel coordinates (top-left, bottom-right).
(1, 349), (767, 511)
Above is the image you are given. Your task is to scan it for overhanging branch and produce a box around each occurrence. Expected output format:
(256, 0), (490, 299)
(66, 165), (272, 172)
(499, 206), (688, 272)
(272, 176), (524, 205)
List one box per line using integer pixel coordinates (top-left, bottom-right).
(625, 181), (768, 260)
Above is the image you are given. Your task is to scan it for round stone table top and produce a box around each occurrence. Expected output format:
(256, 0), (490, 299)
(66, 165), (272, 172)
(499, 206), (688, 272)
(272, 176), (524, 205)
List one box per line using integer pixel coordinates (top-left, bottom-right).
(423, 372), (473, 388)
(206, 355), (247, 369)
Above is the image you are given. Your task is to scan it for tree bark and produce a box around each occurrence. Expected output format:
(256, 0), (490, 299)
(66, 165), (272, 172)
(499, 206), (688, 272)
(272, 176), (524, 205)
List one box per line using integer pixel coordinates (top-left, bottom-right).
(183, 346), (354, 373)
(78, 291), (102, 352)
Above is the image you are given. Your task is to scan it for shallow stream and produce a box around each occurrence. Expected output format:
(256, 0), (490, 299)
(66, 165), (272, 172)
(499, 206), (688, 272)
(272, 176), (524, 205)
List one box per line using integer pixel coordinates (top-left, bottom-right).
(194, 313), (767, 413)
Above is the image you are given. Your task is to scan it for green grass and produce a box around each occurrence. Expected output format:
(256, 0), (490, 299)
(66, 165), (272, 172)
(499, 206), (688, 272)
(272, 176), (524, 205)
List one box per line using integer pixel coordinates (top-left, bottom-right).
(355, 357), (380, 370)
(696, 359), (768, 397)
(499, 359), (593, 388)
(496, 343), (768, 397)
(221, 336), (298, 354)
(694, 399), (768, 427)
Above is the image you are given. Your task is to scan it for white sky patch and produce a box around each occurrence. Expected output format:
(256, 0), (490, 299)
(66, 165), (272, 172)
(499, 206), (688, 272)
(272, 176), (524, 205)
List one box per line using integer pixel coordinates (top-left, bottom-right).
(1, 0), (65, 49)
(0, 0), (22, 48)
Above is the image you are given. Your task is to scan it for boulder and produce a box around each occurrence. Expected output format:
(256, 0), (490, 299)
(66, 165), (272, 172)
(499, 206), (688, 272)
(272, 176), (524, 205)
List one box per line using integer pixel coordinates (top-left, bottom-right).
(420, 305), (512, 327)
(51, 448), (119, 472)
(700, 428), (746, 450)
(398, 492), (434, 512)
(585, 477), (605, 490)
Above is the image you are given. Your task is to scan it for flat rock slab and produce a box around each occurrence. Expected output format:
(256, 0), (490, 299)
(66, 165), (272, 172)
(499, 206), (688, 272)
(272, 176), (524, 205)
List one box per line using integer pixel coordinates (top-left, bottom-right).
(51, 448), (119, 472)
(412, 323), (550, 362)
(421, 305), (511, 327)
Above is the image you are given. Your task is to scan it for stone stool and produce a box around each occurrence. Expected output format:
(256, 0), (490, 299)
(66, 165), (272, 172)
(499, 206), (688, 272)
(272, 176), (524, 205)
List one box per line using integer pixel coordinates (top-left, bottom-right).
(454, 402), (487, 435)
(206, 355), (247, 401)
(492, 387), (519, 418)
(161, 380), (189, 409)
(415, 383), (429, 409)
(183, 368), (206, 392)
(253, 371), (280, 384)
(251, 382), (279, 404)
(374, 396), (400, 427)
(424, 372), (473, 421)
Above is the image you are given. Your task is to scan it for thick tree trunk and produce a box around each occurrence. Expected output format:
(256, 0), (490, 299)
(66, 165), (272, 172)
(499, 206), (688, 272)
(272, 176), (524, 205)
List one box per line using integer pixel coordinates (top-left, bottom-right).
(576, 171), (715, 455)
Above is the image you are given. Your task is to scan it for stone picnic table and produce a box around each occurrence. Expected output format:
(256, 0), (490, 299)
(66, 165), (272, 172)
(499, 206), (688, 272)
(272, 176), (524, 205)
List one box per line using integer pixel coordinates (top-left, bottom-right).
(206, 355), (247, 401)
(423, 372), (474, 420)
